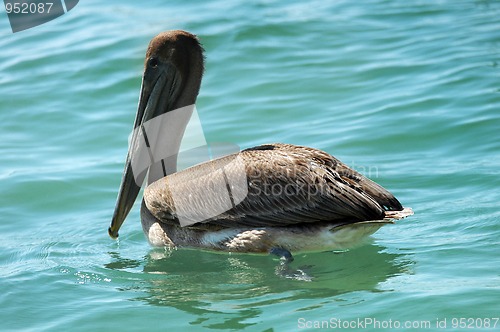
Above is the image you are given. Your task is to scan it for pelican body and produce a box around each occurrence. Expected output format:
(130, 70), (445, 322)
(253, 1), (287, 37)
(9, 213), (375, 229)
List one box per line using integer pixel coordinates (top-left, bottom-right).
(109, 30), (412, 254)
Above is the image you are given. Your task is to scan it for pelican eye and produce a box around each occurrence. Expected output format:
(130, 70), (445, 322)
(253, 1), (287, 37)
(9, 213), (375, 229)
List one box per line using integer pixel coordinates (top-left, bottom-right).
(148, 57), (159, 68)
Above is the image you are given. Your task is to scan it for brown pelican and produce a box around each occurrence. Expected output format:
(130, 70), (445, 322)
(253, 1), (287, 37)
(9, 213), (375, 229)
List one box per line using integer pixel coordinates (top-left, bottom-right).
(109, 30), (413, 256)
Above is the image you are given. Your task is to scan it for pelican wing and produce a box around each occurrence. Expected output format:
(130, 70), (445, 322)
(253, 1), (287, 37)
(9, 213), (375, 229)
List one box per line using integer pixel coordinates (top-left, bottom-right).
(144, 143), (403, 229)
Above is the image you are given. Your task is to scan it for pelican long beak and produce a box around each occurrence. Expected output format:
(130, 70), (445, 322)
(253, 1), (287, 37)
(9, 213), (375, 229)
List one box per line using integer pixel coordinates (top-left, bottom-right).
(108, 62), (180, 239)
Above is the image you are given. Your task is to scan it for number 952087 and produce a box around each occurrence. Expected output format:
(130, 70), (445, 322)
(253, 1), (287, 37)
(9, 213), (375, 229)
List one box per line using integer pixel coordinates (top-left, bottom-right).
(451, 317), (499, 329)
(5, 2), (54, 14)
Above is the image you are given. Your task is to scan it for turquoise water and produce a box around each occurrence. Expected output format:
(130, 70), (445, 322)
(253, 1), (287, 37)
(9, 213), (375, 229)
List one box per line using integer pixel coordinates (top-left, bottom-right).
(1, 0), (500, 330)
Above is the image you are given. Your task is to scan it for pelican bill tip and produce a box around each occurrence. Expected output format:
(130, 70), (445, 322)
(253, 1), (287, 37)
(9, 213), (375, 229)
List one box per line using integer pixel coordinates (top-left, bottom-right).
(108, 227), (119, 239)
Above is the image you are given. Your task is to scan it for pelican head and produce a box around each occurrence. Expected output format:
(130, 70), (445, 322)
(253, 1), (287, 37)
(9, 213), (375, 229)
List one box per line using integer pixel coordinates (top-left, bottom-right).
(109, 30), (205, 239)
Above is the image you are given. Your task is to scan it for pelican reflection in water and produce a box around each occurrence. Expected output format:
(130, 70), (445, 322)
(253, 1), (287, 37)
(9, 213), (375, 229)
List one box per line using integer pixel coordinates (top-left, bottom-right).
(109, 30), (413, 258)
